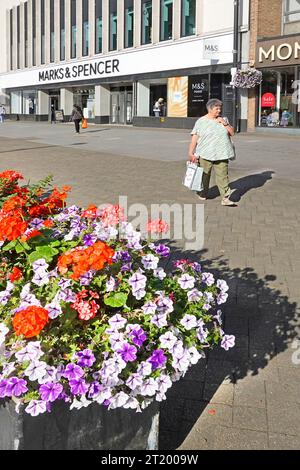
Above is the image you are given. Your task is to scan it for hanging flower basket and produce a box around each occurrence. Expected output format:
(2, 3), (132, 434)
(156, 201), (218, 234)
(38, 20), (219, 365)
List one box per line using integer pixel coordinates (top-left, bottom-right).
(0, 170), (235, 447)
(231, 68), (263, 89)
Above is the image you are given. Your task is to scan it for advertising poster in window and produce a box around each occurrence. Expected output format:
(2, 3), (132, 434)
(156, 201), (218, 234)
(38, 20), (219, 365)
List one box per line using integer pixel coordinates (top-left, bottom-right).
(188, 75), (209, 117)
(167, 77), (188, 117)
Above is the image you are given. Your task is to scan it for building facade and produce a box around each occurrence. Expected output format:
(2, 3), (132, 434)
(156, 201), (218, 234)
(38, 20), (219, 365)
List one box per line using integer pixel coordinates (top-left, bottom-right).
(248, 0), (300, 131)
(0, 0), (250, 128)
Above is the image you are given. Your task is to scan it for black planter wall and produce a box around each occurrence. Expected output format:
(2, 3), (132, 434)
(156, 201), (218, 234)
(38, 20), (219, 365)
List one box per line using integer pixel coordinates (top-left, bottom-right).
(0, 400), (159, 450)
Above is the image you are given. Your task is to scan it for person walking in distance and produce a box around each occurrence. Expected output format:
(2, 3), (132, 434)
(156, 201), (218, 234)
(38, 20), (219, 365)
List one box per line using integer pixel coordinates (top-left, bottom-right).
(70, 105), (83, 134)
(188, 98), (236, 206)
(0, 105), (6, 124)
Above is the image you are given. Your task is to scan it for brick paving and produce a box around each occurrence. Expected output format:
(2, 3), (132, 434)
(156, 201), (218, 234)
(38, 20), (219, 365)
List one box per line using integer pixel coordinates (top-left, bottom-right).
(0, 125), (300, 450)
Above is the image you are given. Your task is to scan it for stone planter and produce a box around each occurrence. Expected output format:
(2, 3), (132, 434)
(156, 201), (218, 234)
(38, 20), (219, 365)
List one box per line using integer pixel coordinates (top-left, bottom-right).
(0, 400), (159, 450)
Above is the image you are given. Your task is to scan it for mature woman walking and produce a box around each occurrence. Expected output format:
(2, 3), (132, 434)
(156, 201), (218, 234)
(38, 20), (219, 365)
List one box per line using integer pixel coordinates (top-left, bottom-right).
(188, 99), (236, 206)
(71, 105), (83, 134)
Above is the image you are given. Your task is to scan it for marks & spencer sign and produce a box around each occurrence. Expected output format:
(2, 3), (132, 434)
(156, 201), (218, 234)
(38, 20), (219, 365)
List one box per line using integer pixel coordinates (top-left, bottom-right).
(38, 59), (120, 82)
(257, 36), (300, 67)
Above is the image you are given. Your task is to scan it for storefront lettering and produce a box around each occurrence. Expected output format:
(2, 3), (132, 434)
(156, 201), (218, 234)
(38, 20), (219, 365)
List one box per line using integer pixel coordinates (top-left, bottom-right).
(259, 42), (300, 63)
(39, 59), (120, 83)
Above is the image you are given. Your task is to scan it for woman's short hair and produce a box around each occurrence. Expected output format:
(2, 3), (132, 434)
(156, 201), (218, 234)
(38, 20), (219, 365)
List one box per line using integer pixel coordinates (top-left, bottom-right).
(206, 99), (223, 111)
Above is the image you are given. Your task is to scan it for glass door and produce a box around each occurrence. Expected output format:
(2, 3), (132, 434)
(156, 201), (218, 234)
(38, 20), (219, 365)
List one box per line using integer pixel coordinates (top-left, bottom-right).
(110, 89), (133, 124)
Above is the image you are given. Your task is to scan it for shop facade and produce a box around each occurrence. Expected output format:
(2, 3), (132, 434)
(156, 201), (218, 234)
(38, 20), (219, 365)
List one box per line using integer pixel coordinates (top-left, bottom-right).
(256, 35), (300, 129)
(1, 32), (236, 128)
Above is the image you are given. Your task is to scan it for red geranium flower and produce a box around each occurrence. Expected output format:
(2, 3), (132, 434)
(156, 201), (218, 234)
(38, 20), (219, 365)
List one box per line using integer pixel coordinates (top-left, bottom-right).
(8, 267), (23, 282)
(13, 306), (49, 338)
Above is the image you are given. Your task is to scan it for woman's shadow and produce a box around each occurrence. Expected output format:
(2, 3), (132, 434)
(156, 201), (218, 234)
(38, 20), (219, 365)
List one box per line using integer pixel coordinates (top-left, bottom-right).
(208, 171), (274, 202)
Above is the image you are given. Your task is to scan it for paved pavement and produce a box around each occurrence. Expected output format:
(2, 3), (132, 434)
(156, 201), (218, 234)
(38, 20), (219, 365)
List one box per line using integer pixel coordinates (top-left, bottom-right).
(0, 122), (300, 450)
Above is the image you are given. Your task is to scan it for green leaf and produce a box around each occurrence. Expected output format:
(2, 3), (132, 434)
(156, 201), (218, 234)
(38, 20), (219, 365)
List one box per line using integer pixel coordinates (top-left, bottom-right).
(104, 292), (128, 308)
(2, 240), (17, 251)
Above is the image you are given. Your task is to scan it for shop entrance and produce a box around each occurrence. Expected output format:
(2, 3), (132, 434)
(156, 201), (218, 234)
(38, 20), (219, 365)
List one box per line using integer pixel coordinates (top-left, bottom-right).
(49, 95), (59, 122)
(110, 87), (133, 124)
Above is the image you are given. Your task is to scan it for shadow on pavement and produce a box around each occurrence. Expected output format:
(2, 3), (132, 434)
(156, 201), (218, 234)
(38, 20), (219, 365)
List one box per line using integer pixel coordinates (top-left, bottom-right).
(208, 171), (274, 202)
(159, 246), (297, 449)
(0, 146), (60, 154)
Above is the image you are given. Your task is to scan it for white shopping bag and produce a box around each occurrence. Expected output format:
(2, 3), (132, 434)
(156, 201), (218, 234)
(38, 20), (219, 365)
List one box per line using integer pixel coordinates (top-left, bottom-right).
(183, 162), (204, 192)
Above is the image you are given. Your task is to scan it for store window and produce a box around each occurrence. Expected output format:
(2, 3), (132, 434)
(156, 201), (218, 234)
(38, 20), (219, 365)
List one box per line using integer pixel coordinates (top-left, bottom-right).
(141, 0), (152, 45)
(17, 6), (20, 69)
(24, 3), (28, 67)
(82, 0), (89, 56)
(259, 68), (296, 127)
(23, 90), (37, 115)
(124, 0), (134, 48)
(283, 0), (300, 33)
(150, 84), (167, 116)
(160, 0), (173, 41)
(109, 0), (118, 51)
(71, 0), (77, 59)
(95, 0), (102, 54)
(73, 89), (95, 119)
(50, 0), (55, 62)
(10, 9), (13, 70)
(32, 0), (36, 66)
(181, 0), (196, 37)
(41, 0), (45, 64)
(60, 0), (65, 61)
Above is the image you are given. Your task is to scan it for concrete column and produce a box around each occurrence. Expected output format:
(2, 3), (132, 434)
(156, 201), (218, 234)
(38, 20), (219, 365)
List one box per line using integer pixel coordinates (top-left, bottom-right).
(54, 0), (60, 62)
(44, 0), (50, 64)
(37, 90), (49, 116)
(89, 0), (96, 56)
(95, 84), (110, 123)
(196, 0), (204, 36)
(12, 7), (18, 70)
(65, 0), (71, 61)
(173, 0), (181, 40)
(20, 4), (25, 69)
(117, 0), (124, 51)
(152, 0), (160, 44)
(102, 0), (109, 53)
(36, 0), (41, 66)
(137, 81), (150, 116)
(77, 0), (83, 59)
(61, 88), (74, 116)
(134, 0), (141, 48)
(28, 0), (33, 68)
(6, 10), (11, 72)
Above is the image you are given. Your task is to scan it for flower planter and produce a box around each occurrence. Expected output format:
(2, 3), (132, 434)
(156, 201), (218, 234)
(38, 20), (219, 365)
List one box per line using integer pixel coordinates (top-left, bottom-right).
(0, 400), (159, 450)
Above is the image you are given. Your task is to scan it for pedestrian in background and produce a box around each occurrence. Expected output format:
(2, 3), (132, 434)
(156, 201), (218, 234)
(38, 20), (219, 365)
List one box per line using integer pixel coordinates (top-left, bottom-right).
(70, 105), (83, 134)
(0, 105), (6, 123)
(50, 105), (56, 124)
(153, 98), (164, 117)
(188, 98), (236, 206)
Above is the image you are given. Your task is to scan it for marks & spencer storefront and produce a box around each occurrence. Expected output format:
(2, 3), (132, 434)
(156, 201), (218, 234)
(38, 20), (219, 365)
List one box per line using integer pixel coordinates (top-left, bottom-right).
(0, 34), (235, 128)
(256, 35), (300, 129)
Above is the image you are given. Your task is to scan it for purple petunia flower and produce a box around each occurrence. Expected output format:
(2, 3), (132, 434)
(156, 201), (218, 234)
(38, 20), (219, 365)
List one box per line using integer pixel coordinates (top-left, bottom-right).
(178, 274), (195, 290)
(83, 234), (97, 246)
(202, 272), (215, 287)
(154, 244), (170, 258)
(130, 327), (147, 347)
(88, 381), (103, 399)
(221, 335), (235, 351)
(217, 292), (229, 305)
(80, 270), (95, 286)
(117, 343), (137, 362)
(142, 301), (157, 315)
(69, 378), (89, 396)
(121, 251), (132, 262)
(0, 379), (8, 398)
(141, 254), (159, 270)
(39, 382), (63, 402)
(30, 218), (44, 230)
(128, 272), (147, 292)
(77, 349), (96, 368)
(6, 377), (28, 397)
(62, 363), (85, 380)
(32, 259), (49, 272)
(180, 314), (198, 330)
(148, 349), (167, 370)
(25, 400), (47, 417)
